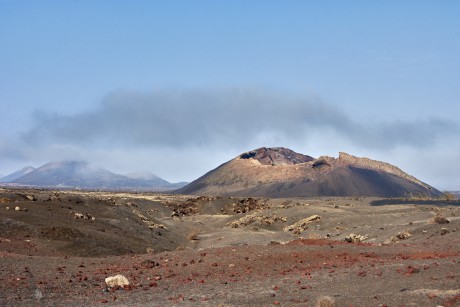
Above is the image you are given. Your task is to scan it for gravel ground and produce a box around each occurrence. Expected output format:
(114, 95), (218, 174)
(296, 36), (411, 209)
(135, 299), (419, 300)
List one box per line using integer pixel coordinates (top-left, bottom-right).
(0, 188), (459, 306)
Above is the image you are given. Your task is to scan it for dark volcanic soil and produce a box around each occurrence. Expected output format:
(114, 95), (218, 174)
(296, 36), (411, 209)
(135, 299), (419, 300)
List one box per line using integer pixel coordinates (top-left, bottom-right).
(0, 188), (459, 306)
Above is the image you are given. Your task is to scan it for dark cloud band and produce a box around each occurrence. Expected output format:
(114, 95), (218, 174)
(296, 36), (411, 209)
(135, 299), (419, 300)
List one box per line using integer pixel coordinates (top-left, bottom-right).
(23, 88), (457, 150)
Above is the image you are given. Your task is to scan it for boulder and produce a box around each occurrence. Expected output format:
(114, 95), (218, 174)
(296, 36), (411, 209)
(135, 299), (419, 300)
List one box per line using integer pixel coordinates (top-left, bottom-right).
(344, 233), (368, 243)
(105, 274), (130, 287)
(283, 215), (321, 234)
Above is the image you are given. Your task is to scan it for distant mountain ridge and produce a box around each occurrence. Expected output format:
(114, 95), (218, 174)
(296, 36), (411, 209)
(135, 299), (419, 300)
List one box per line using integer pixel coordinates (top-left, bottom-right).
(1, 161), (185, 191)
(0, 166), (36, 183)
(176, 147), (442, 198)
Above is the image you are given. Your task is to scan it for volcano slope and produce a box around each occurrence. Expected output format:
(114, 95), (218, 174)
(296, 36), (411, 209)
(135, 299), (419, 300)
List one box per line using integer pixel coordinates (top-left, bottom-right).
(177, 147), (442, 198)
(0, 188), (459, 306)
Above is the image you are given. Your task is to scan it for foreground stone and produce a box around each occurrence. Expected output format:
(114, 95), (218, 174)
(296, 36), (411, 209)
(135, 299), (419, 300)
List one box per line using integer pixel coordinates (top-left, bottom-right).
(345, 233), (368, 243)
(105, 274), (130, 287)
(284, 215), (321, 234)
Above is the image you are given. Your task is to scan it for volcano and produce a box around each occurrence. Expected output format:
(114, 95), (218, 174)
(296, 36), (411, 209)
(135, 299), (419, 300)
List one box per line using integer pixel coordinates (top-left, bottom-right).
(0, 166), (36, 183)
(176, 147), (441, 198)
(6, 161), (183, 191)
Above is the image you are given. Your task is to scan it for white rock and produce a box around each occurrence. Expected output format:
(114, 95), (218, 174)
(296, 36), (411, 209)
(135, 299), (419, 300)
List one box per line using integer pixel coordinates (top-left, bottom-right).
(15, 206), (21, 211)
(283, 215), (321, 232)
(105, 274), (130, 287)
(345, 233), (368, 243)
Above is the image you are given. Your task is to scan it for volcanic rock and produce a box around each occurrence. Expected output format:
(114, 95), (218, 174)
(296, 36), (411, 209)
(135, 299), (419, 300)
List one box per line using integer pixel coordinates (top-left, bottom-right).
(345, 233), (368, 243)
(239, 147), (313, 165)
(283, 215), (321, 233)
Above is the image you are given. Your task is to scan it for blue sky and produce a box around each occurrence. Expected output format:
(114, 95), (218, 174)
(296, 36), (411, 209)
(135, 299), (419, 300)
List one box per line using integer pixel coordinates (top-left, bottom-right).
(1, 1), (459, 189)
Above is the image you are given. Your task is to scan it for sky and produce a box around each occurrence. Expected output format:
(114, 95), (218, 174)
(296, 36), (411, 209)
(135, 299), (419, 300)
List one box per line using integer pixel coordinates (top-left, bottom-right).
(1, 1), (459, 190)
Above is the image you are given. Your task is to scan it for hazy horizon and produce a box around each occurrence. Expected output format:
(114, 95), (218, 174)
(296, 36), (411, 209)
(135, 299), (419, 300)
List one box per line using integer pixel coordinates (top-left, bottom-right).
(1, 1), (459, 190)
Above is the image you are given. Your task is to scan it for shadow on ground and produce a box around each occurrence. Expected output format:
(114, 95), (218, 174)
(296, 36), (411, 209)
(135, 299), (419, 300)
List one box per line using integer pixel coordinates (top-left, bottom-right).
(371, 199), (460, 206)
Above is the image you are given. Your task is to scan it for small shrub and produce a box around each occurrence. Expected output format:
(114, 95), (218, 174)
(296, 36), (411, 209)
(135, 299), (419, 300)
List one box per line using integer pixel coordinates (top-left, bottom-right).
(433, 216), (450, 224)
(387, 230), (412, 243)
(443, 192), (457, 201)
(188, 231), (200, 241)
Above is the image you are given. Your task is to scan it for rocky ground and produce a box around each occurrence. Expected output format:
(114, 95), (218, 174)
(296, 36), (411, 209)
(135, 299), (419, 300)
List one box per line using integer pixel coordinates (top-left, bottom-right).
(0, 188), (459, 306)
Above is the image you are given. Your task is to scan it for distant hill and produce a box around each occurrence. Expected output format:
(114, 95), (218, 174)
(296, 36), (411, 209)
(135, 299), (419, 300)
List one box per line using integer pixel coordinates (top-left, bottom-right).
(0, 166), (36, 183)
(176, 147), (442, 198)
(3, 161), (185, 191)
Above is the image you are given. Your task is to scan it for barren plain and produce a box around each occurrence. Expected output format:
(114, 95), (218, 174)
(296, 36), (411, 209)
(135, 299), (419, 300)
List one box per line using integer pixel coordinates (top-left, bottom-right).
(0, 188), (459, 306)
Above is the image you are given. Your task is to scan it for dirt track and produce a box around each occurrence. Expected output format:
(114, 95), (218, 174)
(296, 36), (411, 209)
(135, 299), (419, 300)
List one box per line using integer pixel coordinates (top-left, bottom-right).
(0, 188), (459, 306)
